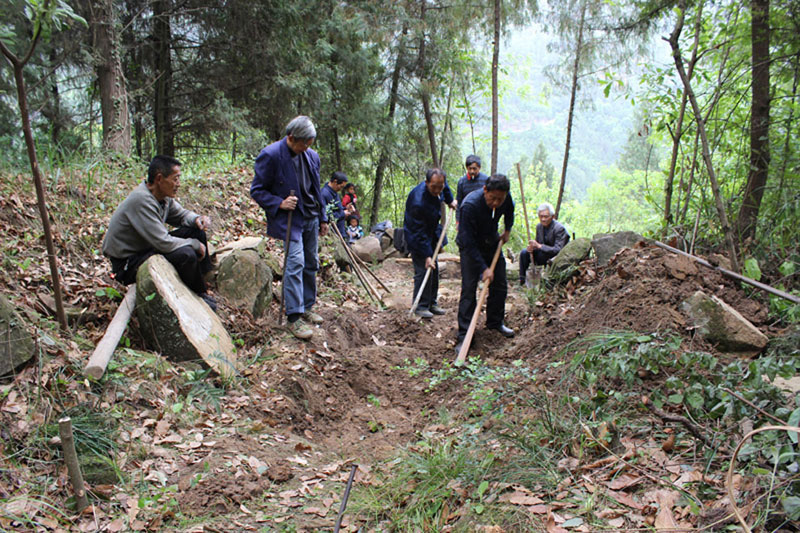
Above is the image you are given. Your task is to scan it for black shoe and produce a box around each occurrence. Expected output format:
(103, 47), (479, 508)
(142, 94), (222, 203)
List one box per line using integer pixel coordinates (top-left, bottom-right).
(430, 304), (446, 315)
(487, 324), (515, 338)
(454, 340), (465, 357)
(200, 293), (218, 313)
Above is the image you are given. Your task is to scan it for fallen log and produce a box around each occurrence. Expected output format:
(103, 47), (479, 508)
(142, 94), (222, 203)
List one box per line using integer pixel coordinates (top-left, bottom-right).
(84, 286), (136, 379)
(653, 241), (800, 304)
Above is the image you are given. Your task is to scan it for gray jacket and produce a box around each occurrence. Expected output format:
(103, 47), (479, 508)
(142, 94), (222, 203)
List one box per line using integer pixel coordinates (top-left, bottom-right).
(102, 182), (201, 259)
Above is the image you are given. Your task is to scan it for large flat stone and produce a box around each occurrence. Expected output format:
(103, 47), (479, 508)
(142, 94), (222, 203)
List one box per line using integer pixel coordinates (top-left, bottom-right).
(681, 290), (769, 355)
(136, 255), (238, 378)
(216, 249), (273, 318)
(592, 231), (645, 266)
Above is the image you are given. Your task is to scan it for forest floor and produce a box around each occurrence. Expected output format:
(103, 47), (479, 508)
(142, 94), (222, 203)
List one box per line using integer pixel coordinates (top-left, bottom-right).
(1, 165), (798, 532)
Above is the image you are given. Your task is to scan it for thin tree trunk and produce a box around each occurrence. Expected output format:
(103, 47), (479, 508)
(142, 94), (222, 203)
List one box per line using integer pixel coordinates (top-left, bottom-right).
(735, 0), (770, 243)
(778, 52), (799, 192)
(92, 0), (131, 155)
(463, 87), (476, 154)
(333, 125), (342, 170)
(0, 37), (68, 330)
(48, 49), (62, 150)
(678, 129), (701, 225)
(438, 70), (455, 166)
(490, 0), (501, 175)
(369, 25), (406, 228)
(667, 1), (740, 272)
(152, 0), (174, 155)
(664, 4), (702, 226)
(555, 1), (586, 219)
(417, 0), (438, 167)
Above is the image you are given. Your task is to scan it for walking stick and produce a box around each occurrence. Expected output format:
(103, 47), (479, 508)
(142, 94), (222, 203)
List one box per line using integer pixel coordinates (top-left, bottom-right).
(279, 190), (296, 325)
(409, 209), (453, 315)
(348, 243), (392, 294)
(455, 240), (504, 366)
(516, 163), (532, 243)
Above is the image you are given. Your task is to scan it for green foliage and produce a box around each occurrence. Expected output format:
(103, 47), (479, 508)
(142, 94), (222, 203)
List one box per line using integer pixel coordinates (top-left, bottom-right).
(354, 436), (495, 529)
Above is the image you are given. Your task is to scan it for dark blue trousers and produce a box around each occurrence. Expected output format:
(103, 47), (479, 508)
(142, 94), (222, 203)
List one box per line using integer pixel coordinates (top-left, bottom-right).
(411, 252), (438, 311)
(110, 226), (211, 294)
(457, 247), (507, 340)
(519, 249), (554, 283)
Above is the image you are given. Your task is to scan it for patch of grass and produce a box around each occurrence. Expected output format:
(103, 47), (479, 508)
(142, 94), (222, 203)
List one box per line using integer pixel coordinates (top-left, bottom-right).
(353, 436), (496, 530)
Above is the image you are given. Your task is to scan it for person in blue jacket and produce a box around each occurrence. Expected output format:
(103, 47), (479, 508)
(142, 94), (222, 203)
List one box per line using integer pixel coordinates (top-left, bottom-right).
(455, 174), (515, 355)
(321, 171), (348, 237)
(250, 116), (328, 340)
(404, 168), (457, 319)
(456, 154), (489, 222)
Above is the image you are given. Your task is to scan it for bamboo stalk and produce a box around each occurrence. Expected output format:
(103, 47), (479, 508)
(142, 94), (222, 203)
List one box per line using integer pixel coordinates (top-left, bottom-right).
(652, 241), (800, 304)
(58, 417), (89, 512)
(455, 240), (504, 365)
(331, 223), (379, 302)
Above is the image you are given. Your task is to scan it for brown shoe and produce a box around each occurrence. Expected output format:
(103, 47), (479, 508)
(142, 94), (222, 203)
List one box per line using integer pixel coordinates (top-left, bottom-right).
(289, 318), (313, 340)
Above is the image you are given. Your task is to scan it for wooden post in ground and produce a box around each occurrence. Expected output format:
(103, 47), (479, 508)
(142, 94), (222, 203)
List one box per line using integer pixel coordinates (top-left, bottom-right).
(516, 163), (532, 242)
(59, 417), (89, 512)
(84, 286), (136, 379)
(455, 240), (504, 365)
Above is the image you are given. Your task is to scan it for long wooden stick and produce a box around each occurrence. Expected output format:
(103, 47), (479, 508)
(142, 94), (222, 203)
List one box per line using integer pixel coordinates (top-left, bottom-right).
(59, 417), (89, 512)
(331, 222), (379, 302)
(347, 238), (392, 293)
(84, 286), (136, 379)
(516, 163), (532, 242)
(410, 210), (453, 315)
(455, 240), (504, 365)
(652, 240), (800, 304)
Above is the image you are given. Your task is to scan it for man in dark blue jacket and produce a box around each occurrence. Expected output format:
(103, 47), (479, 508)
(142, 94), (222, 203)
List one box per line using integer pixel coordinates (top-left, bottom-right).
(404, 168), (456, 319)
(250, 116), (328, 340)
(456, 155), (488, 222)
(456, 174), (515, 354)
(321, 171), (348, 237)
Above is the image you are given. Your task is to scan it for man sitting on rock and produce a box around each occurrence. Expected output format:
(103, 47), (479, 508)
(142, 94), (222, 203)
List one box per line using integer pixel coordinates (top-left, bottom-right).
(102, 155), (216, 310)
(519, 202), (569, 286)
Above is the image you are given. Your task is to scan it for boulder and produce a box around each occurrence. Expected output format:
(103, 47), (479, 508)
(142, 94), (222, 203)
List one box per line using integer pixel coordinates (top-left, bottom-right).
(681, 291), (769, 355)
(216, 249), (273, 317)
(215, 237), (282, 280)
(0, 295), (35, 377)
(333, 240), (351, 272)
(352, 236), (384, 263)
(550, 238), (592, 273)
(379, 228), (395, 253)
(136, 255), (238, 378)
(591, 231), (645, 266)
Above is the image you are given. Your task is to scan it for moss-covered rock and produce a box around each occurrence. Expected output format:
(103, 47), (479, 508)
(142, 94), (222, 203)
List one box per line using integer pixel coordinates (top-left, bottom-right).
(216, 249), (273, 317)
(681, 290), (769, 355)
(0, 295), (34, 377)
(591, 231), (645, 266)
(136, 255), (237, 378)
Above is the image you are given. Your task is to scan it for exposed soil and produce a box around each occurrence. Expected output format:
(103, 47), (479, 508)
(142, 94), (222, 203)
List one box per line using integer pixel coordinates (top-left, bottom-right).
(0, 171), (787, 532)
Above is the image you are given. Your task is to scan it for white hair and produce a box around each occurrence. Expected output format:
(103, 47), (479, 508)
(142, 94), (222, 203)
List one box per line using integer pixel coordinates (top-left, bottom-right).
(537, 202), (555, 216)
(285, 115), (316, 140)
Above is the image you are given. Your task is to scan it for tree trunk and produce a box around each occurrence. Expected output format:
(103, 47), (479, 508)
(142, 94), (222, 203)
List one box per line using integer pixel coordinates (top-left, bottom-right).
(555, 1), (586, 219)
(152, 0), (174, 156)
(333, 125), (342, 170)
(47, 49), (63, 150)
(735, 0), (770, 244)
(417, 0), (439, 167)
(438, 70), (455, 166)
(490, 0), (501, 175)
(463, 86), (477, 154)
(664, 4), (702, 226)
(92, 0), (131, 155)
(668, 1), (740, 272)
(0, 37), (69, 331)
(369, 24), (406, 228)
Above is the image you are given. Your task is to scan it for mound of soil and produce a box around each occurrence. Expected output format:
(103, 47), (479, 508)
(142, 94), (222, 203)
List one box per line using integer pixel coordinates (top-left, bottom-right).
(509, 242), (770, 364)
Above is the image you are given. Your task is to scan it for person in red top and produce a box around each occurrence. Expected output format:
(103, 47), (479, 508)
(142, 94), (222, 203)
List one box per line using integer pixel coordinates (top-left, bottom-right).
(342, 183), (358, 215)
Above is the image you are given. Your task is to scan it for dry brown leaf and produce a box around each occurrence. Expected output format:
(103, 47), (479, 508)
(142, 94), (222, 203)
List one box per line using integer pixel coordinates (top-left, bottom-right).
(607, 489), (645, 510)
(604, 474), (642, 491)
(499, 491), (545, 506)
(545, 512), (569, 533)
